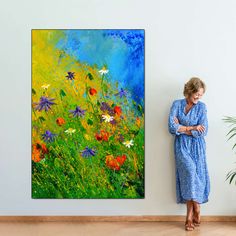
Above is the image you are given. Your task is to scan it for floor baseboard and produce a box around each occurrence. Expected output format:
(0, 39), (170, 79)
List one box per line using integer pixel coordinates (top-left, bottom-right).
(0, 216), (236, 222)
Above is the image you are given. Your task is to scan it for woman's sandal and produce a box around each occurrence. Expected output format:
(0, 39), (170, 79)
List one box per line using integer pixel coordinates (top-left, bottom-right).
(185, 220), (195, 231)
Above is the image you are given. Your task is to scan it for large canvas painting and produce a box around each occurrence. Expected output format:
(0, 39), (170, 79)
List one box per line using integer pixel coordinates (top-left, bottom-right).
(32, 29), (145, 198)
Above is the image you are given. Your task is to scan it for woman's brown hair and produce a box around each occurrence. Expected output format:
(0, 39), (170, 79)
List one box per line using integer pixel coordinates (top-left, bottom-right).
(183, 77), (206, 97)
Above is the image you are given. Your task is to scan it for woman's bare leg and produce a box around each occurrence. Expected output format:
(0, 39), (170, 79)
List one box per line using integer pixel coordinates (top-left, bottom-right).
(185, 200), (195, 231)
(192, 200), (201, 226)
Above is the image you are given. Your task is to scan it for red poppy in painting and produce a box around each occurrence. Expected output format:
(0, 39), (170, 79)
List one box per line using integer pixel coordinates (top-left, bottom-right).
(95, 133), (103, 141)
(95, 130), (109, 142)
(32, 142), (48, 163)
(116, 154), (127, 165)
(101, 130), (109, 141)
(106, 155), (120, 171)
(56, 117), (65, 126)
(105, 154), (127, 171)
(89, 88), (97, 96)
(105, 155), (113, 166)
(114, 106), (122, 116)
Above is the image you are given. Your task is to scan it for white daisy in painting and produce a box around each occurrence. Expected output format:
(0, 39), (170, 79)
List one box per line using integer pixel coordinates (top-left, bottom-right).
(123, 140), (134, 148)
(41, 84), (50, 89)
(98, 67), (109, 75)
(65, 128), (76, 135)
(102, 114), (114, 123)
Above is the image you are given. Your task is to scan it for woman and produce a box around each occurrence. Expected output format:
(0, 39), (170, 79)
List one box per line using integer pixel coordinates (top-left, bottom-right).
(168, 77), (210, 231)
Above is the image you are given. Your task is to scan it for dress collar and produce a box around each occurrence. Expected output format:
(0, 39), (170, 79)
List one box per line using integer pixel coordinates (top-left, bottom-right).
(182, 98), (198, 115)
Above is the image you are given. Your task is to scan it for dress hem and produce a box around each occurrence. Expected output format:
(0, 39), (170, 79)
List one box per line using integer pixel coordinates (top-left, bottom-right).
(176, 198), (209, 204)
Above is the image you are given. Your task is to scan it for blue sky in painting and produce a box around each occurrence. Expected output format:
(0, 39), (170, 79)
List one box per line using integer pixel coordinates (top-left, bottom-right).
(56, 30), (144, 105)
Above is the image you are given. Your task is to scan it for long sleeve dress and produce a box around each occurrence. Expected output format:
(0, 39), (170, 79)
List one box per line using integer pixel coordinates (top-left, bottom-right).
(168, 98), (210, 204)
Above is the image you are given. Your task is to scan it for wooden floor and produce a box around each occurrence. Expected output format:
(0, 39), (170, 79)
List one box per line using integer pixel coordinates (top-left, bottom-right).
(0, 221), (235, 236)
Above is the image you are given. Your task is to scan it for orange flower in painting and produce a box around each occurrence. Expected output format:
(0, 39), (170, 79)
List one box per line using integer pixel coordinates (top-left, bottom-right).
(101, 130), (109, 141)
(105, 154), (127, 171)
(136, 117), (141, 127)
(56, 117), (65, 126)
(114, 106), (122, 116)
(95, 130), (109, 142)
(89, 88), (97, 96)
(95, 133), (103, 141)
(105, 155), (113, 165)
(32, 148), (40, 162)
(105, 155), (119, 170)
(110, 159), (120, 171)
(116, 154), (127, 165)
(32, 142), (48, 163)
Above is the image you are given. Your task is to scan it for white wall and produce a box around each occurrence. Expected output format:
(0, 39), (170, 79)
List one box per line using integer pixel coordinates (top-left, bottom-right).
(0, 0), (236, 216)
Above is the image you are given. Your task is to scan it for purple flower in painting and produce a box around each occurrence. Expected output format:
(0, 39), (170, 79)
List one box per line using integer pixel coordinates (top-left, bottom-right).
(115, 88), (128, 98)
(69, 106), (86, 117)
(81, 146), (96, 158)
(35, 96), (56, 111)
(100, 102), (111, 112)
(66, 71), (75, 80)
(100, 102), (115, 116)
(42, 130), (56, 142)
(110, 119), (117, 125)
(117, 134), (124, 142)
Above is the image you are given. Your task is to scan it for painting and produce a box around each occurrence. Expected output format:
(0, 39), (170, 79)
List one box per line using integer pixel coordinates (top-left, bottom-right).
(32, 29), (145, 199)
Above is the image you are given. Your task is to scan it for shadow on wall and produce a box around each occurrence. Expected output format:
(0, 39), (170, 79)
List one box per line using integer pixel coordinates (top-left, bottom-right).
(157, 78), (184, 204)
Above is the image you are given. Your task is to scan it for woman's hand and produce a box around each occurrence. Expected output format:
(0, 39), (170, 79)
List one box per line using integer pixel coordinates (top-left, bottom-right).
(194, 125), (205, 133)
(174, 117), (179, 124)
(185, 130), (192, 136)
(174, 117), (193, 136)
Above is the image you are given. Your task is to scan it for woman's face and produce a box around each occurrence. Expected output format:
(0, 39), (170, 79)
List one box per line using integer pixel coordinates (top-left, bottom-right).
(189, 88), (204, 104)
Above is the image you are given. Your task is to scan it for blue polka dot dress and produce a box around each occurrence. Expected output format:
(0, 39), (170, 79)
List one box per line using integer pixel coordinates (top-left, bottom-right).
(168, 98), (210, 204)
